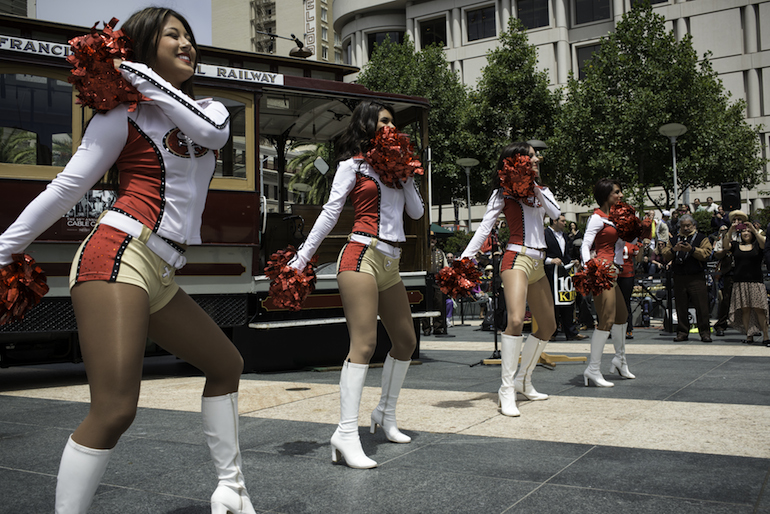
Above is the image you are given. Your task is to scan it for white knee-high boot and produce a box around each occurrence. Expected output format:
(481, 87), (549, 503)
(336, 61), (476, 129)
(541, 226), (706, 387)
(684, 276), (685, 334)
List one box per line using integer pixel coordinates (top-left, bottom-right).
(202, 393), (257, 514)
(370, 354), (411, 443)
(609, 322), (636, 379)
(55, 435), (112, 514)
(499, 334), (523, 416)
(583, 329), (614, 387)
(513, 335), (549, 400)
(330, 361), (377, 468)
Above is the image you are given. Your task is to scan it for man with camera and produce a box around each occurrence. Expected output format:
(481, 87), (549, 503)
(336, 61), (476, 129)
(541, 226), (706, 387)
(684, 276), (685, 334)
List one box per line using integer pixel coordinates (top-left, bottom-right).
(661, 214), (713, 342)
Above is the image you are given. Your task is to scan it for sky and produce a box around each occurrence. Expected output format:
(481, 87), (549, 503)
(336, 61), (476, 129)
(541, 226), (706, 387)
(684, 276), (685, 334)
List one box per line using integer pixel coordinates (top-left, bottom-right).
(36, 0), (213, 45)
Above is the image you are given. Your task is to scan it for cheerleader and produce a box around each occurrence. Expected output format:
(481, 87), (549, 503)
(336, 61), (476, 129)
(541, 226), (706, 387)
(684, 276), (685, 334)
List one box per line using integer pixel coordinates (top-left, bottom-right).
(289, 101), (424, 468)
(460, 143), (560, 417)
(580, 179), (634, 387)
(0, 9), (255, 513)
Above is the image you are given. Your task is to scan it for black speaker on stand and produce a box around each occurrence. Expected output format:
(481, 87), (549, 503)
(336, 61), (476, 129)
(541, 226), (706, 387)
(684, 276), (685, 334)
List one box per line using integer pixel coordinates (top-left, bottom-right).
(721, 182), (741, 212)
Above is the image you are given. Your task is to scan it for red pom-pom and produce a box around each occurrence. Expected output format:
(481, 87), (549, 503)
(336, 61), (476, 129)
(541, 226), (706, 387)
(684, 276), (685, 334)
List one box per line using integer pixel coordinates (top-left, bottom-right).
(0, 254), (49, 325)
(364, 126), (424, 189)
(66, 18), (149, 113)
(573, 258), (615, 297)
(436, 258), (482, 298)
(609, 202), (642, 242)
(640, 218), (652, 241)
(264, 246), (317, 311)
(498, 155), (536, 199)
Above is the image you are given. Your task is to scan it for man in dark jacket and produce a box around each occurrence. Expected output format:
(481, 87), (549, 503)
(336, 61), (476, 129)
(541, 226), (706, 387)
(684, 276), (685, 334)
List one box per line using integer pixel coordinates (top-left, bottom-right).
(661, 214), (713, 342)
(545, 214), (585, 340)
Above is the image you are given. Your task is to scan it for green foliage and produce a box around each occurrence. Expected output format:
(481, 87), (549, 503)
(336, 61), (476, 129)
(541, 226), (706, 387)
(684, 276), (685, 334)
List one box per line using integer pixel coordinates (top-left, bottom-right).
(547, 4), (765, 210)
(357, 36), (471, 207)
(464, 17), (561, 200)
(752, 206), (770, 229)
(0, 128), (36, 165)
(692, 210), (712, 234)
(288, 143), (332, 204)
(443, 231), (473, 255)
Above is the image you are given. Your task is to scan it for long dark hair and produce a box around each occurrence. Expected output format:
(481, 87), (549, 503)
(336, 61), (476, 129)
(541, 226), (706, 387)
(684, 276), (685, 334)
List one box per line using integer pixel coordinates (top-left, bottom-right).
(593, 178), (622, 206)
(488, 141), (532, 195)
(121, 7), (199, 97)
(333, 100), (395, 169)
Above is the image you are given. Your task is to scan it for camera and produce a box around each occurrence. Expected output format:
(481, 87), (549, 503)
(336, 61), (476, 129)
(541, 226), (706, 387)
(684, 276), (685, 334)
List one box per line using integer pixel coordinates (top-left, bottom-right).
(736, 223), (747, 230)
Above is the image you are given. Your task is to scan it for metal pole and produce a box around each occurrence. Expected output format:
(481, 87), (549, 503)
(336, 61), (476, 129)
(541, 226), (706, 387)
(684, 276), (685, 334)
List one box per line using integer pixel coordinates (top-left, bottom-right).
(465, 167), (472, 232)
(670, 136), (679, 209)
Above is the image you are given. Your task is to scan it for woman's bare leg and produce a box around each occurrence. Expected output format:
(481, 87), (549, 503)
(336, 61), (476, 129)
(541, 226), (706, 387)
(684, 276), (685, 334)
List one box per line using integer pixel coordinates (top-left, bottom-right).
(337, 271), (379, 364)
(377, 280), (416, 360)
(501, 269), (529, 336)
(70, 281), (150, 449)
(525, 276), (557, 340)
(594, 283), (619, 332)
(148, 289), (243, 397)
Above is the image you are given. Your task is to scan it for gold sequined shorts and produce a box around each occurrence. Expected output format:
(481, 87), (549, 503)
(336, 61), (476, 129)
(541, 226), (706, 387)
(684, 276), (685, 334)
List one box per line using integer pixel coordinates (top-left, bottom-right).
(69, 223), (179, 313)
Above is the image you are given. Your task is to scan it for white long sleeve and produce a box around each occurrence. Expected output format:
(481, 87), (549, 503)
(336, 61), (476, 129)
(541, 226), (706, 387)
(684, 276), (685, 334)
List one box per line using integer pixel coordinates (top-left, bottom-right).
(581, 214), (604, 264)
(535, 185), (561, 220)
(461, 190), (504, 259)
(0, 108), (129, 267)
(119, 62), (230, 149)
(291, 164), (357, 270)
(403, 176), (424, 220)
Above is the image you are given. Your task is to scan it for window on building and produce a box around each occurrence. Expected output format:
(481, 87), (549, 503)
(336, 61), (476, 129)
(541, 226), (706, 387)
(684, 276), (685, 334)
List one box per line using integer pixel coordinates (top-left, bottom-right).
(335, 51), (342, 64)
(631, 0), (667, 5)
(467, 6), (496, 41)
(576, 44), (601, 80)
(321, 7), (327, 22)
(575, 0), (611, 25)
(344, 43), (352, 64)
(335, 33), (340, 46)
(0, 74), (73, 167)
(272, 185), (278, 200)
(322, 27), (328, 41)
(420, 17), (446, 48)
(367, 32), (404, 58)
(322, 46), (328, 60)
(518, 0), (549, 29)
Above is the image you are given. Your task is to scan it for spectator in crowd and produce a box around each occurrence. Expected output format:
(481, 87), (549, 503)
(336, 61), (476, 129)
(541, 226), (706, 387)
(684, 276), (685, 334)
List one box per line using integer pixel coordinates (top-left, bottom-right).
(657, 210), (671, 243)
(704, 196), (719, 213)
(752, 221), (765, 237)
(712, 224), (735, 336)
(712, 205), (730, 231)
(567, 221), (583, 260)
(443, 252), (456, 326)
(693, 198), (705, 212)
(545, 214), (585, 341)
(423, 233), (448, 336)
(618, 241), (640, 340)
(661, 214), (713, 342)
(724, 211), (768, 345)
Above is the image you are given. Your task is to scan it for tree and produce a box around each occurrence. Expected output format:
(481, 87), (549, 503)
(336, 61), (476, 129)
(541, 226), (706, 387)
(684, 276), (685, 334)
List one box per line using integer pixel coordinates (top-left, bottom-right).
(288, 143), (332, 204)
(457, 17), (561, 209)
(547, 3), (765, 210)
(356, 36), (472, 216)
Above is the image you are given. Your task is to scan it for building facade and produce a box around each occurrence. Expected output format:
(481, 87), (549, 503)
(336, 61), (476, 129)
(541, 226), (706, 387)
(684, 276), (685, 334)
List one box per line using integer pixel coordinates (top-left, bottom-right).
(335, 0), (770, 228)
(214, 0), (342, 63)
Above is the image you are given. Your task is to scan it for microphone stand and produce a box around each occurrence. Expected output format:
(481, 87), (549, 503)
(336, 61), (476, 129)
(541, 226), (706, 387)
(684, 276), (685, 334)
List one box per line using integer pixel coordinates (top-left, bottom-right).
(470, 225), (501, 365)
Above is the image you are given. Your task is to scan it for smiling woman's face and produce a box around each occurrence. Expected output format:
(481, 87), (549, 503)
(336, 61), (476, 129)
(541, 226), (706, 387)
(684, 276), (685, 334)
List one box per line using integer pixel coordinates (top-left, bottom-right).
(153, 16), (196, 89)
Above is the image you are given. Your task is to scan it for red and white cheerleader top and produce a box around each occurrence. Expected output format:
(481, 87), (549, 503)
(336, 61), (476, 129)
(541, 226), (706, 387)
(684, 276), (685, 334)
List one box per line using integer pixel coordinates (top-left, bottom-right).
(460, 186), (560, 259)
(291, 157), (424, 270)
(0, 61), (230, 267)
(581, 208), (625, 266)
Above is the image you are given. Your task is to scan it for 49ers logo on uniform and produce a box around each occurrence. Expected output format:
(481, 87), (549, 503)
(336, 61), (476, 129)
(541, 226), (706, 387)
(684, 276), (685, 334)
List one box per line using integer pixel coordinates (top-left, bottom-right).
(163, 128), (209, 158)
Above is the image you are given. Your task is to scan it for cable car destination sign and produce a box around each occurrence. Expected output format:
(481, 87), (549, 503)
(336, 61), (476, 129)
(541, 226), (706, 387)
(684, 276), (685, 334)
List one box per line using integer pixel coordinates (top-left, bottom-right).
(0, 34), (284, 86)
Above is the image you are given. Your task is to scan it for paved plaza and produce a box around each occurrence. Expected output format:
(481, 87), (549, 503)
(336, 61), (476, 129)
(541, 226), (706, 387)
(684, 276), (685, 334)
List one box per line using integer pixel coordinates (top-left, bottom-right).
(1, 320), (768, 513)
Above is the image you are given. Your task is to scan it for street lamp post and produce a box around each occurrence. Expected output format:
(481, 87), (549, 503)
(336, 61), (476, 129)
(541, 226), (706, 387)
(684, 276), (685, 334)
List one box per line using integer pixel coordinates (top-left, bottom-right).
(456, 158), (479, 232)
(658, 123), (687, 335)
(658, 123), (688, 210)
